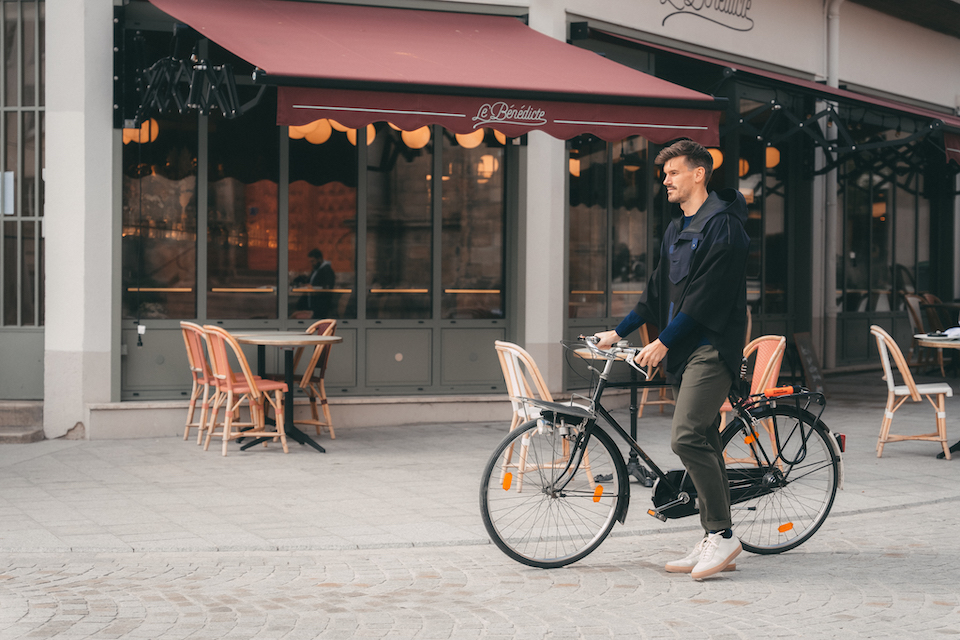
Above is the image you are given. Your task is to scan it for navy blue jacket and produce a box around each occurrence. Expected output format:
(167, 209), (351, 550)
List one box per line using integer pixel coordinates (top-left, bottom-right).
(633, 188), (750, 383)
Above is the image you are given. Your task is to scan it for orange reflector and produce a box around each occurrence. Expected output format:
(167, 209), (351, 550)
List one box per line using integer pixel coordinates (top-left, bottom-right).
(778, 522), (794, 533)
(502, 473), (513, 491)
(744, 434), (756, 444)
(593, 485), (604, 502)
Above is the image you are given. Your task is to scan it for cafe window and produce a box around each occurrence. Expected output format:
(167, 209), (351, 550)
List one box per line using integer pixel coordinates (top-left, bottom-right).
(2, 0), (44, 327)
(207, 92), (280, 319)
(568, 135), (658, 324)
(568, 135), (609, 319)
(611, 137), (650, 317)
(365, 124), (434, 320)
(121, 111), (198, 319)
(287, 117), (358, 321)
(441, 129), (505, 319)
(838, 116), (931, 314)
(738, 98), (789, 316)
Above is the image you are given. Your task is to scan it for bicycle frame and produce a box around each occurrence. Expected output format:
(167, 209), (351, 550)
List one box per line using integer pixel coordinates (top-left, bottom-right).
(538, 339), (830, 524)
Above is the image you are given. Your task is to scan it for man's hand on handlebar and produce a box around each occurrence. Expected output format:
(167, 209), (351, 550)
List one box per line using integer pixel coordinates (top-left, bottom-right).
(636, 339), (668, 369)
(593, 330), (621, 350)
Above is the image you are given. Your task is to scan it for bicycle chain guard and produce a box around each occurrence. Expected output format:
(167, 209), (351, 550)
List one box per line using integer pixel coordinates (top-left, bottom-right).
(650, 469), (699, 519)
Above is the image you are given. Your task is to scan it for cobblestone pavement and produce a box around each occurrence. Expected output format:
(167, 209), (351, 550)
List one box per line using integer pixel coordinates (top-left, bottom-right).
(1, 501), (958, 639)
(1, 371), (958, 638)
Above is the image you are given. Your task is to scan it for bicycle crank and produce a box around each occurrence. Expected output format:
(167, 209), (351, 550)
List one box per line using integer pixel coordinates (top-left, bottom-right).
(647, 492), (691, 522)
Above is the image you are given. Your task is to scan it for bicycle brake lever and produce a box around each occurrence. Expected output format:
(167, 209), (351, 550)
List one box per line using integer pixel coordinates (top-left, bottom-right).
(625, 351), (651, 379)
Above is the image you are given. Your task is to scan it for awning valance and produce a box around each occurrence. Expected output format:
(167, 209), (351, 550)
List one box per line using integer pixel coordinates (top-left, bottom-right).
(946, 132), (960, 166)
(147, 0), (721, 144)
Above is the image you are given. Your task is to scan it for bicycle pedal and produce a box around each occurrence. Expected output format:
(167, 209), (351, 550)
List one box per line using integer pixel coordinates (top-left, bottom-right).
(647, 508), (668, 522)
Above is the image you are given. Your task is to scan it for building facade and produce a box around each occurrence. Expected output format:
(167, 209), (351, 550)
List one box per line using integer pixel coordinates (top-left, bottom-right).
(7, 0), (959, 438)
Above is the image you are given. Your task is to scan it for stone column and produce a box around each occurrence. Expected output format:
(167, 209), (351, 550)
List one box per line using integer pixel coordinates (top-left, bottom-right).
(43, 0), (115, 438)
(520, 0), (568, 394)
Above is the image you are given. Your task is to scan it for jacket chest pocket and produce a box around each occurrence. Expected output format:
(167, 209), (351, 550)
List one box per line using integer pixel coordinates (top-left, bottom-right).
(668, 233), (703, 284)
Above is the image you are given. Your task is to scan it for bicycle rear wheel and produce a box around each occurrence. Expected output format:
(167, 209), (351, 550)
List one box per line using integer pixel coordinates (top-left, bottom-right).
(480, 419), (626, 568)
(721, 404), (840, 554)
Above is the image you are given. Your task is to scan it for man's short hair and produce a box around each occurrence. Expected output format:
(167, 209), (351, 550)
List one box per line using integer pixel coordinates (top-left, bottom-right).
(655, 139), (714, 185)
(308, 248), (323, 261)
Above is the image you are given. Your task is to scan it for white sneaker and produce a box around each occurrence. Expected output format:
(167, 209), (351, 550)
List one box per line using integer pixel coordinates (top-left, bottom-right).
(665, 536), (736, 574)
(690, 532), (742, 580)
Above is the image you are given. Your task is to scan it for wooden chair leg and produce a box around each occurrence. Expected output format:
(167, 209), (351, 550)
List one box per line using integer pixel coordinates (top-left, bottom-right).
(936, 393), (951, 460)
(316, 379), (334, 438)
(308, 394), (321, 434)
(204, 391), (224, 451)
(196, 383), (211, 445)
(320, 397), (335, 439)
(185, 379), (199, 440)
(221, 392), (235, 457)
(877, 393), (896, 458)
(516, 431), (532, 493)
(275, 391), (289, 453)
(638, 387), (649, 419)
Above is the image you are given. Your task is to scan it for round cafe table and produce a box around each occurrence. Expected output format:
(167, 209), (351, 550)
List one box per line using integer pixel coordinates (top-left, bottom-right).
(233, 331), (342, 453)
(915, 334), (960, 459)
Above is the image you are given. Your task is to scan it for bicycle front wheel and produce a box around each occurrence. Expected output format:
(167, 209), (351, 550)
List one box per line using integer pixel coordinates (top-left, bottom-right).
(480, 419), (626, 568)
(721, 404), (840, 554)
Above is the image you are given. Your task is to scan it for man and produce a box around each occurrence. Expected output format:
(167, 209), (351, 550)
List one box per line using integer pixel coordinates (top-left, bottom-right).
(303, 248), (336, 318)
(594, 139), (749, 580)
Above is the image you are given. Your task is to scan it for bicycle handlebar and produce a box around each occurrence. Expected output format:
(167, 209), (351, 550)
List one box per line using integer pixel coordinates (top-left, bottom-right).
(574, 335), (650, 379)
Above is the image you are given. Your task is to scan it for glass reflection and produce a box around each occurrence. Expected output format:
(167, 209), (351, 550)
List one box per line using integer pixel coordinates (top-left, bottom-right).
(4, 3), (18, 107)
(288, 118), (357, 319)
(441, 129), (504, 319)
(366, 123), (432, 319)
(611, 137), (648, 317)
(121, 113), (197, 319)
(207, 93), (279, 320)
(568, 136), (607, 318)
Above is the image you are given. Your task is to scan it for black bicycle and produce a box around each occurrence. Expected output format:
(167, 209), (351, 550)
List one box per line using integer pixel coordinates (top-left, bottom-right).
(480, 336), (843, 569)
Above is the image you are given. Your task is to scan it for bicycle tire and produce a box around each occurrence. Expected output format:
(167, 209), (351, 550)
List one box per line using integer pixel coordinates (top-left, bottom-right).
(720, 403), (840, 554)
(480, 419), (627, 568)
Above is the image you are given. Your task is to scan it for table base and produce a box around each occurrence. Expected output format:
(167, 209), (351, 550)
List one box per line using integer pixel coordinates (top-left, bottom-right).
(240, 420), (326, 453)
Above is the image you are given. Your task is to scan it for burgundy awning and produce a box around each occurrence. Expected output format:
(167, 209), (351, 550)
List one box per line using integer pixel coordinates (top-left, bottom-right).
(945, 132), (960, 166)
(148, 0), (721, 144)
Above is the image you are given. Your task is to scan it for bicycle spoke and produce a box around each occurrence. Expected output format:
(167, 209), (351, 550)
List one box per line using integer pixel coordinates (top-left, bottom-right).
(481, 420), (624, 568)
(722, 405), (839, 554)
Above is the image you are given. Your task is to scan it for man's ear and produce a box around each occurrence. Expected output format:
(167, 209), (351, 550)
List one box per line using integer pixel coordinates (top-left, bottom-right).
(694, 166), (706, 184)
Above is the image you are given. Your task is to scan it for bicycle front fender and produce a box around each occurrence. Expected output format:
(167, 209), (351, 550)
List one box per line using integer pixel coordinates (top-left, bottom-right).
(616, 477), (631, 524)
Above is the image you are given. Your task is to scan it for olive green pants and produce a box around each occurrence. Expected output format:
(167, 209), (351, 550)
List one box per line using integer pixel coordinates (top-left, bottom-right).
(671, 345), (733, 532)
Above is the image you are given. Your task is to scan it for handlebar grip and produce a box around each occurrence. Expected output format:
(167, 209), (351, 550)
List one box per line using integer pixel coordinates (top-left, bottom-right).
(764, 385), (800, 397)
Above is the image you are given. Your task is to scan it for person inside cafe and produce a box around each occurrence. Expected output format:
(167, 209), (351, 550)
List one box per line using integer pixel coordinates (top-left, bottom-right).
(294, 248), (336, 319)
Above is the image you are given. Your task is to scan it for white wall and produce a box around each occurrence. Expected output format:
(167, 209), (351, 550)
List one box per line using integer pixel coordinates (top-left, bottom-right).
(568, 0), (824, 77)
(43, 0), (116, 438)
(839, 3), (960, 110)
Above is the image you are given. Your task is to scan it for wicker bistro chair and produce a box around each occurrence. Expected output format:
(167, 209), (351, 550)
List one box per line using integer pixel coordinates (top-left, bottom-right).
(719, 335), (786, 466)
(719, 335), (787, 428)
(495, 340), (554, 433)
(293, 319), (338, 439)
(870, 325), (952, 459)
(202, 325), (289, 456)
(902, 293), (935, 370)
(180, 321), (216, 445)
(636, 324), (675, 417)
(494, 340), (594, 493)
